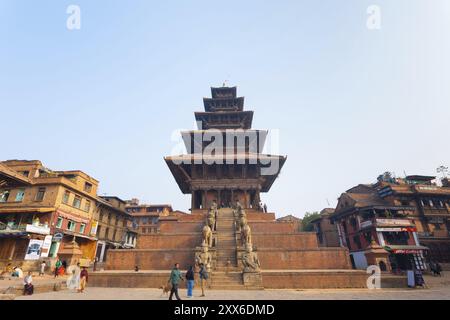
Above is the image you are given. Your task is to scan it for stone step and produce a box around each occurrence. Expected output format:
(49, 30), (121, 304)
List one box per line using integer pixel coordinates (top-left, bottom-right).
(214, 267), (241, 272)
(216, 263), (237, 268)
(216, 260), (237, 264)
(216, 259), (237, 263)
(209, 285), (246, 290)
(216, 251), (236, 256)
(212, 273), (242, 278)
(211, 275), (242, 280)
(216, 254), (236, 259)
(217, 242), (235, 246)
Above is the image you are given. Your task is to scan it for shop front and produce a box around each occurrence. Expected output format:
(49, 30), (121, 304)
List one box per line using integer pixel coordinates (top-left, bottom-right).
(0, 219), (51, 270)
(386, 246), (428, 272)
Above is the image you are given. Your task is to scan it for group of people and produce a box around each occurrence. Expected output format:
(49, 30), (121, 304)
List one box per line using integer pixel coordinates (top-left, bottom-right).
(54, 258), (67, 277)
(66, 262), (89, 293)
(168, 263), (208, 300)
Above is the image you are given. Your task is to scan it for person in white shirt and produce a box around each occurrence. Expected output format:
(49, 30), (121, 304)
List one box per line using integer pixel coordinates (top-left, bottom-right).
(23, 272), (34, 295)
(39, 261), (46, 276)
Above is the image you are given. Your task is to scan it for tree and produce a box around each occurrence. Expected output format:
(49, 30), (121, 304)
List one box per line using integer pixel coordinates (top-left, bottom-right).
(301, 211), (321, 232)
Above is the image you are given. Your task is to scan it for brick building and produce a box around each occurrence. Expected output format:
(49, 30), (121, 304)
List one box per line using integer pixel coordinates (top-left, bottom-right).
(276, 214), (302, 231)
(311, 208), (340, 247)
(0, 160), (99, 269)
(94, 196), (138, 264)
(329, 172), (450, 272)
(125, 199), (173, 234)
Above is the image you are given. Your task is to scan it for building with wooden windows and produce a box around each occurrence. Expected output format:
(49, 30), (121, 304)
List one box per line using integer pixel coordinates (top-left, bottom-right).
(93, 196), (138, 265)
(311, 208), (341, 247)
(329, 173), (450, 272)
(0, 160), (99, 270)
(125, 199), (173, 234)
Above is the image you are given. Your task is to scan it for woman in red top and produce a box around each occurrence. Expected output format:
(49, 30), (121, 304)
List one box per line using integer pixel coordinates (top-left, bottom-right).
(78, 267), (88, 293)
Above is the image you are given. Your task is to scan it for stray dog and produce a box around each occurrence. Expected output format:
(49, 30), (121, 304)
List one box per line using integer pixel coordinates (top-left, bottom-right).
(160, 283), (171, 297)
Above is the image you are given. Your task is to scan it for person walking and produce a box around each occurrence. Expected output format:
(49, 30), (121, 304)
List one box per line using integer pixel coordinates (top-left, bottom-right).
(199, 263), (209, 297)
(78, 266), (88, 293)
(185, 265), (195, 298)
(168, 263), (183, 300)
(67, 263), (81, 292)
(54, 257), (62, 278)
(39, 261), (46, 276)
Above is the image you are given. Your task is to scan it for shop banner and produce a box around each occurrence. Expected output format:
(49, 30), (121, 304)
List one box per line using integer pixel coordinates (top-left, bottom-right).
(40, 235), (53, 258)
(376, 227), (417, 232)
(90, 220), (98, 236)
(24, 239), (44, 260)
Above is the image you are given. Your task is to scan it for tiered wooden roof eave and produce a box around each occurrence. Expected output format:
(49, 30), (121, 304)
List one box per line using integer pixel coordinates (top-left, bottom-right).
(164, 153), (287, 194)
(194, 110), (253, 130)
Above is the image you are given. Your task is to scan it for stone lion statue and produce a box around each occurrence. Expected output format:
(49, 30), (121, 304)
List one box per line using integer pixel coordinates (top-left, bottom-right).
(202, 224), (213, 247)
(236, 210), (247, 232)
(207, 213), (215, 231)
(241, 224), (252, 246)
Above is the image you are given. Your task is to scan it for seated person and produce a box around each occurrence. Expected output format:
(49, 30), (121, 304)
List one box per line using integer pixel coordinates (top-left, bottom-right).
(12, 266), (24, 278)
(23, 272), (34, 295)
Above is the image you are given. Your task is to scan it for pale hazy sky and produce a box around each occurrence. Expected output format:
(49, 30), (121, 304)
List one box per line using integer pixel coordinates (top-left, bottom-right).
(1, 1), (449, 217)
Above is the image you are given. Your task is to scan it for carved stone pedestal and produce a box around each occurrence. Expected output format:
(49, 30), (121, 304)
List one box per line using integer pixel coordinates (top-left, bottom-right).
(243, 271), (263, 288)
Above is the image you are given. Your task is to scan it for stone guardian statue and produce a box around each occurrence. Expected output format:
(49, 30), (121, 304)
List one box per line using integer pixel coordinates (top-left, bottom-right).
(242, 244), (261, 272)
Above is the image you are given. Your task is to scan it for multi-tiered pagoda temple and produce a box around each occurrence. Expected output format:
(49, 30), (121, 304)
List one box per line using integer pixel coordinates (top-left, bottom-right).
(165, 86), (286, 210)
(94, 85), (403, 290)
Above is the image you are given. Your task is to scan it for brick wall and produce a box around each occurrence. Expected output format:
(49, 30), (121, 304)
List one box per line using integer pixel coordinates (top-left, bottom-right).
(249, 222), (297, 233)
(136, 234), (202, 249)
(105, 249), (195, 270)
(159, 221), (204, 233)
(252, 233), (318, 249)
(257, 248), (352, 269)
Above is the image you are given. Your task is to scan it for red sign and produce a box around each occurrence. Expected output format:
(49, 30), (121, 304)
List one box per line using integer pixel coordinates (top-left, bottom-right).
(392, 249), (422, 254)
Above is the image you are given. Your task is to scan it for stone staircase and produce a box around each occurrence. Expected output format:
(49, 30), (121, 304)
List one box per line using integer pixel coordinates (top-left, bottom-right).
(211, 208), (245, 289)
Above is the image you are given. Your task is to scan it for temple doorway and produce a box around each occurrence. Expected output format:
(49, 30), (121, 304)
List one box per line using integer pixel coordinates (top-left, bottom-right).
(221, 190), (232, 208)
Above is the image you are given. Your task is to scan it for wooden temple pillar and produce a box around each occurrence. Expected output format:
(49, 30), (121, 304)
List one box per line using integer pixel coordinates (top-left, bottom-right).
(243, 189), (249, 208)
(191, 189), (196, 210)
(202, 190), (207, 209)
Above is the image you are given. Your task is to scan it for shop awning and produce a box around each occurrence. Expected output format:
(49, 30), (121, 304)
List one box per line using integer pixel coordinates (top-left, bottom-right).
(0, 207), (55, 214)
(0, 231), (28, 238)
(60, 230), (97, 241)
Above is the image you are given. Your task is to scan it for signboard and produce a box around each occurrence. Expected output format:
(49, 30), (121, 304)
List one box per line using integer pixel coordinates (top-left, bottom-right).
(53, 233), (63, 242)
(40, 235), (53, 258)
(24, 239), (44, 260)
(360, 220), (373, 229)
(26, 224), (50, 235)
(392, 249), (423, 254)
(90, 220), (98, 236)
(376, 219), (411, 226)
(376, 227), (417, 232)
(79, 258), (91, 267)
